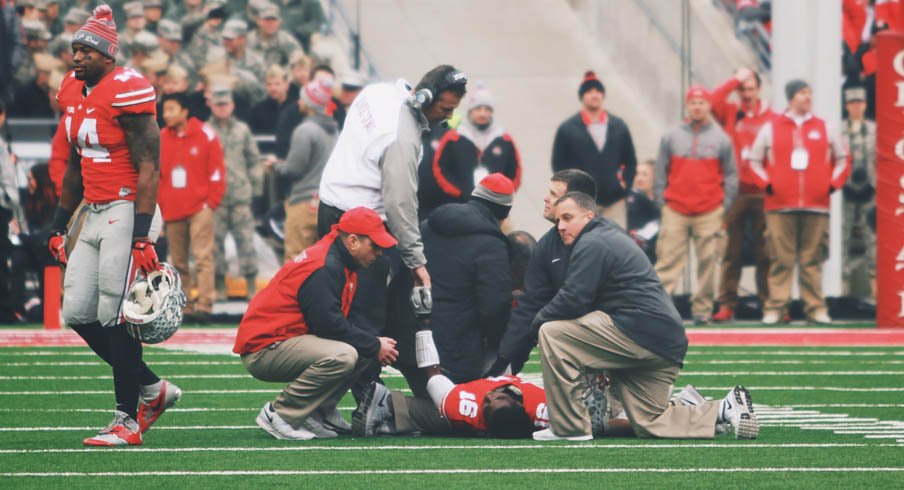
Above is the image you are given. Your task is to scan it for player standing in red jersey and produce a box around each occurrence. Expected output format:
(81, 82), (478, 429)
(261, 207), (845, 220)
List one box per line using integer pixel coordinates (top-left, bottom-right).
(48, 5), (180, 447)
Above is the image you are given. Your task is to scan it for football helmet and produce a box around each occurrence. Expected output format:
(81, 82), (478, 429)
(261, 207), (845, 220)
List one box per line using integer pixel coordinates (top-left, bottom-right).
(123, 263), (186, 344)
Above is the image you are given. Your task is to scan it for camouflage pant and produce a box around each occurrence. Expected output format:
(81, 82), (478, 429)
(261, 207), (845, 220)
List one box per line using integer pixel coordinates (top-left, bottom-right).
(215, 202), (258, 279)
(842, 200), (875, 298)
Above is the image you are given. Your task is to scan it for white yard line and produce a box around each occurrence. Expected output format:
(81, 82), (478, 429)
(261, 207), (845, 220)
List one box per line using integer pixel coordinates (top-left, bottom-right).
(2, 468), (903, 477)
(0, 443), (900, 455)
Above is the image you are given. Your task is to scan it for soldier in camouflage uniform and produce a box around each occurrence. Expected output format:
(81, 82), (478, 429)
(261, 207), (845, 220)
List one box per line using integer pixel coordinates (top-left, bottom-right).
(157, 19), (199, 84)
(841, 87), (877, 299)
(118, 1), (152, 62)
(207, 86), (263, 299)
(184, 3), (227, 66)
(247, 3), (303, 68)
(13, 20), (51, 91)
(222, 19), (268, 84)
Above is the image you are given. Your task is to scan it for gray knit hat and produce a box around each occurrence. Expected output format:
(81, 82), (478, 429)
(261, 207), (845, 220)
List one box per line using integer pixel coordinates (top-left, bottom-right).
(784, 79), (810, 101)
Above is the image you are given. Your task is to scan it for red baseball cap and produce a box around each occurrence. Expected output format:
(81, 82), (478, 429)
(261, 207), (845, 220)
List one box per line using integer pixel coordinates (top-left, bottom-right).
(338, 207), (397, 248)
(685, 85), (711, 103)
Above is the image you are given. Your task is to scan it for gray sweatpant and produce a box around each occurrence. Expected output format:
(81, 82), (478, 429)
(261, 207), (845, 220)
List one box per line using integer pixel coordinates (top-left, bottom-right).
(62, 201), (162, 327)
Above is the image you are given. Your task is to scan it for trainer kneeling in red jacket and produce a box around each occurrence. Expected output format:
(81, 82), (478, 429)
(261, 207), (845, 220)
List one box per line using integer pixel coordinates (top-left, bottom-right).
(159, 92), (226, 322)
(234, 207), (401, 440)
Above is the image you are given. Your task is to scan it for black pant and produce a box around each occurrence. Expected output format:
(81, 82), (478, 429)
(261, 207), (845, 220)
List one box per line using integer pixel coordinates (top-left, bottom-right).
(9, 233), (54, 317)
(0, 207), (15, 322)
(71, 322), (160, 419)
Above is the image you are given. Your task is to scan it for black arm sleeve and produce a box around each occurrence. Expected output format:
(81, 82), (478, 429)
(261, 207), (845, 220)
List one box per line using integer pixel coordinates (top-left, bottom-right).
(551, 124), (569, 171)
(297, 267), (381, 358)
(497, 242), (556, 368)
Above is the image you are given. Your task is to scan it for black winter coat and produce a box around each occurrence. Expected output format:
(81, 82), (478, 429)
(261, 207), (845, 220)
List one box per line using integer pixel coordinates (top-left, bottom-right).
(389, 200), (512, 382)
(551, 112), (638, 206)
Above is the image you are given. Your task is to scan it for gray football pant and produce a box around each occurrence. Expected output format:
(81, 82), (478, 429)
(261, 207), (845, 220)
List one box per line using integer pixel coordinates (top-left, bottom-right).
(62, 201), (162, 327)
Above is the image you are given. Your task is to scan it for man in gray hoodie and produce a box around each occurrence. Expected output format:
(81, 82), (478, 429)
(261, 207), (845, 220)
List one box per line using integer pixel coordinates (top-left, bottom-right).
(270, 77), (338, 262)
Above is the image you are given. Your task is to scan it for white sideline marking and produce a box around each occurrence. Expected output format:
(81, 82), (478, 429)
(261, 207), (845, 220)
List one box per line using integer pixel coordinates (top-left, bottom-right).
(2, 468), (903, 477)
(685, 350), (904, 356)
(770, 404), (904, 408)
(5, 371), (903, 381)
(2, 386), (901, 395)
(1, 443), (900, 455)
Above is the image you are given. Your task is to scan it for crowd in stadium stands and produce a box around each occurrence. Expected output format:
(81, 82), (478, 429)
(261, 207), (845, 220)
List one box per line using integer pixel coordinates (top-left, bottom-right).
(0, 0), (883, 326)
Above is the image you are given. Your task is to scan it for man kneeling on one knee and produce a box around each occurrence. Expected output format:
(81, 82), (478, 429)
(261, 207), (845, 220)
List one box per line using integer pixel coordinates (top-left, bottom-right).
(233, 207), (400, 440)
(533, 192), (759, 441)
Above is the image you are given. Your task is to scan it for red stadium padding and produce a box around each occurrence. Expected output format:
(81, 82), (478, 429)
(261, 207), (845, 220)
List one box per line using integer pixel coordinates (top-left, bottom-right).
(2, 328), (904, 348)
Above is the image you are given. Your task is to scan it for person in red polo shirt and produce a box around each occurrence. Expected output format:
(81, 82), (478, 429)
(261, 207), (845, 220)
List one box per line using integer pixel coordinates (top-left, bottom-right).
(748, 80), (850, 325)
(653, 86), (738, 325)
(709, 68), (775, 321)
(159, 92), (226, 323)
(234, 207), (400, 440)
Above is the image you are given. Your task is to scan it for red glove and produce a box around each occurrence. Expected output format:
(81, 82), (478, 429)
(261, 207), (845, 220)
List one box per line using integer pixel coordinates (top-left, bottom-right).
(131, 241), (160, 275)
(48, 232), (67, 266)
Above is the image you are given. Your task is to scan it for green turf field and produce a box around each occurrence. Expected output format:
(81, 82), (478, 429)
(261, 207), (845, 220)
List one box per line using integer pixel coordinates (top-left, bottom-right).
(1, 344), (902, 489)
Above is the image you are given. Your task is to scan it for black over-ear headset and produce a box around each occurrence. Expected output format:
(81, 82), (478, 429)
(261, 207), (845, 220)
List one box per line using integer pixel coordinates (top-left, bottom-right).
(414, 69), (468, 108)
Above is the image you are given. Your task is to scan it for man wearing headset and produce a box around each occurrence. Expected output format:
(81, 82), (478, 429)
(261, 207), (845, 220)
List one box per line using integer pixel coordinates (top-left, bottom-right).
(317, 65), (468, 399)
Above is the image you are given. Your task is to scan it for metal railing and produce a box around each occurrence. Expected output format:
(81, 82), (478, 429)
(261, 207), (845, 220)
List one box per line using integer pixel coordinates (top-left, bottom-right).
(323, 0), (381, 80)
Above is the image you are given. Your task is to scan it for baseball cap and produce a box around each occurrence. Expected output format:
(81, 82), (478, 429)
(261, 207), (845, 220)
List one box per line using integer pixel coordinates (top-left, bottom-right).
(337, 207), (397, 248)
(222, 19), (248, 39)
(210, 84), (233, 105)
(685, 85), (711, 103)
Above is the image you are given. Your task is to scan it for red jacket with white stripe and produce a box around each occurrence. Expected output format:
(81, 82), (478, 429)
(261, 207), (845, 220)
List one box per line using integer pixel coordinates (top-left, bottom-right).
(710, 77), (775, 194)
(748, 112), (850, 212)
(158, 117), (226, 222)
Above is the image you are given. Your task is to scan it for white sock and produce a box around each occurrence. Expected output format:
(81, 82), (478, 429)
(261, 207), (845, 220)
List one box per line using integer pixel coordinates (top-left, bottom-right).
(717, 398), (727, 423)
(142, 380), (164, 401)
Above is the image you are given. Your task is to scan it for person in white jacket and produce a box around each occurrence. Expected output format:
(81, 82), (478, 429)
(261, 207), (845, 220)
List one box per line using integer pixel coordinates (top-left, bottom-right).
(317, 64), (467, 401)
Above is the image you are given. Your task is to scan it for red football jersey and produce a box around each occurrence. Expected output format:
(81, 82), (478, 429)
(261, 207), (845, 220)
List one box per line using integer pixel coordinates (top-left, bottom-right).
(56, 67), (157, 204)
(440, 376), (549, 433)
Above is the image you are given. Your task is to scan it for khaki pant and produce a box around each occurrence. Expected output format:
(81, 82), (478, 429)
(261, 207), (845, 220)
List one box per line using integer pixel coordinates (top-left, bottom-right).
(242, 334), (372, 428)
(718, 193), (769, 308)
(654, 205), (725, 319)
(390, 391), (452, 435)
(764, 212), (829, 317)
(165, 206), (215, 313)
(599, 198), (627, 229)
(538, 311), (718, 439)
(842, 200), (875, 298)
(284, 199), (319, 263)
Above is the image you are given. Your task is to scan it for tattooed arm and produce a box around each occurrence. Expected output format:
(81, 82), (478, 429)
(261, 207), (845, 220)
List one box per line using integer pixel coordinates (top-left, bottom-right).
(119, 113), (160, 240)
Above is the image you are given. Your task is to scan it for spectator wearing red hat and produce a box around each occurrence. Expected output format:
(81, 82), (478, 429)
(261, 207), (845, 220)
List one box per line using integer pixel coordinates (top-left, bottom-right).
(267, 77), (339, 262)
(389, 173), (515, 386)
(709, 68), (774, 322)
(552, 70), (638, 229)
(234, 206), (400, 440)
(748, 80), (850, 325)
(654, 85), (738, 325)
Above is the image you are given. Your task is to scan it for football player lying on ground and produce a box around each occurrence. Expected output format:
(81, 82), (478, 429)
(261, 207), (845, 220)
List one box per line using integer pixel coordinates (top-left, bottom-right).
(233, 207), (400, 440)
(351, 326), (641, 438)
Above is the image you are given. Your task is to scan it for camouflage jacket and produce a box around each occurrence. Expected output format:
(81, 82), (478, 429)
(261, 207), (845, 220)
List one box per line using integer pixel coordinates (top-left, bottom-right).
(247, 30), (302, 68)
(208, 116), (262, 206)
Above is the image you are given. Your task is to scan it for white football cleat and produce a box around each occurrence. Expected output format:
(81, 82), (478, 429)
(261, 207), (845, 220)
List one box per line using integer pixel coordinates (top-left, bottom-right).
(83, 410), (142, 447)
(256, 403), (316, 440)
(299, 415), (338, 439)
(352, 382), (396, 436)
(532, 428), (592, 442)
(722, 385), (759, 439)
